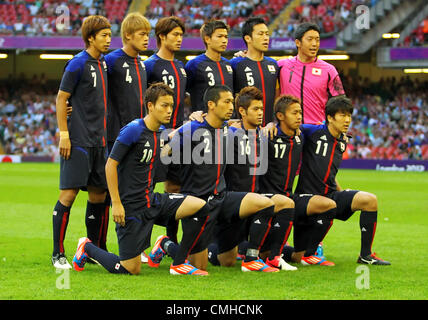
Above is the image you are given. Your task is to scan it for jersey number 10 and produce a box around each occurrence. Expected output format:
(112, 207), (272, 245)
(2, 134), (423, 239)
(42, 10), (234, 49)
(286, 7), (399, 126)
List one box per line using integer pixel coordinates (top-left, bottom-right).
(140, 148), (153, 163)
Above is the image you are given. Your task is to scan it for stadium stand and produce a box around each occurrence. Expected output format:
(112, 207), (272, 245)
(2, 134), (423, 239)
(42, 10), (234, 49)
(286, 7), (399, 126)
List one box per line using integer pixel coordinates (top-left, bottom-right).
(1, 73), (427, 160)
(272, 0), (376, 37)
(399, 16), (428, 47)
(0, 0), (130, 36)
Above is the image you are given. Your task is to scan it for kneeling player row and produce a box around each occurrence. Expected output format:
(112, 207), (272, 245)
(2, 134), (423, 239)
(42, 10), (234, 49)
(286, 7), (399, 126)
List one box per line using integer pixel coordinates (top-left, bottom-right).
(71, 83), (390, 276)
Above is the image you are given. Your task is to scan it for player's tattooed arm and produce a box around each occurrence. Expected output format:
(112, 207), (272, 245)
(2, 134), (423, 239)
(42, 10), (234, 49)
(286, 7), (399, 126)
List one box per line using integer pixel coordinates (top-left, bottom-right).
(105, 158), (125, 226)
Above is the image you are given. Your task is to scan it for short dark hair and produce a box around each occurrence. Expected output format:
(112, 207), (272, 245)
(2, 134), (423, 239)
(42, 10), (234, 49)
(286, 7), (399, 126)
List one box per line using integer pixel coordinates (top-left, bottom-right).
(235, 86), (263, 118)
(81, 15), (111, 48)
(144, 82), (174, 110)
(325, 96), (353, 123)
(203, 85), (233, 106)
(274, 95), (301, 122)
(155, 16), (185, 48)
(294, 22), (320, 41)
(242, 17), (266, 46)
(200, 19), (230, 47)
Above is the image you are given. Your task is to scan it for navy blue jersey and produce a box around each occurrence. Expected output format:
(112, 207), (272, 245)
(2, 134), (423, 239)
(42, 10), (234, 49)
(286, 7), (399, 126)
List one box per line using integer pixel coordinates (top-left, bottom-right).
(230, 57), (279, 126)
(144, 54), (187, 129)
(259, 125), (303, 197)
(59, 50), (108, 147)
(105, 49), (147, 143)
(185, 54), (234, 113)
(171, 119), (229, 199)
(109, 119), (166, 210)
(224, 125), (262, 193)
(295, 124), (348, 196)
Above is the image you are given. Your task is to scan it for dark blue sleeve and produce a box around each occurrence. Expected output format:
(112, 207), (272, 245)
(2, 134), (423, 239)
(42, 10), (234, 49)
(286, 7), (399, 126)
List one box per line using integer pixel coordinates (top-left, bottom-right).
(184, 59), (196, 90)
(116, 119), (144, 146)
(59, 58), (84, 94)
(144, 57), (156, 82)
(300, 124), (323, 140)
(104, 50), (121, 75)
(229, 57), (244, 70)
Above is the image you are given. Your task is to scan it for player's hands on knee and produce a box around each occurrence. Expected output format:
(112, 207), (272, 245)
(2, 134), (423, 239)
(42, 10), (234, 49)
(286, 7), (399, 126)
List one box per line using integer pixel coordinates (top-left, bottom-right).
(112, 202), (126, 227)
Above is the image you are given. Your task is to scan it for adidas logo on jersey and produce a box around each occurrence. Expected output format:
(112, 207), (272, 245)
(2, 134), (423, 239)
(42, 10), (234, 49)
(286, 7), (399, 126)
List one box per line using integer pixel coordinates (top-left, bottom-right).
(320, 135), (327, 141)
(244, 67), (252, 72)
(361, 227), (367, 232)
(205, 66), (213, 72)
(276, 138), (283, 143)
(254, 219), (261, 224)
(162, 69), (169, 75)
(274, 222), (281, 228)
(317, 220), (323, 225)
(90, 65), (95, 71)
(122, 62), (129, 68)
(88, 215), (96, 220)
(145, 141), (151, 147)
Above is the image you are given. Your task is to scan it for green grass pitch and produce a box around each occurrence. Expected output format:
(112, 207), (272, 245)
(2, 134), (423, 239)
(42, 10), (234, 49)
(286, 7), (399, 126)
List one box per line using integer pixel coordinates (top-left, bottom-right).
(0, 163), (427, 300)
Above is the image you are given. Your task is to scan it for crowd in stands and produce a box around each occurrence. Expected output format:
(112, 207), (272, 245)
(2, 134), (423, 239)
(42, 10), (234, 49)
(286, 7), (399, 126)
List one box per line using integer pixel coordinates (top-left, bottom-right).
(343, 75), (428, 160)
(0, 0), (129, 36)
(1, 72), (427, 160)
(398, 17), (428, 47)
(0, 73), (59, 157)
(272, 0), (377, 38)
(146, 0), (288, 37)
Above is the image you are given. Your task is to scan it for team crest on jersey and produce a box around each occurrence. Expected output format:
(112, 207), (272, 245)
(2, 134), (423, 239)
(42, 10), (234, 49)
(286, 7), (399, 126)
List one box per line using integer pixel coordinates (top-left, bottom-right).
(140, 61), (145, 69)
(312, 68), (322, 76)
(180, 68), (187, 77)
(103, 61), (107, 70)
(160, 139), (165, 147)
(267, 65), (276, 73)
(223, 126), (228, 136)
(339, 142), (345, 152)
(226, 65), (233, 74)
(295, 136), (301, 144)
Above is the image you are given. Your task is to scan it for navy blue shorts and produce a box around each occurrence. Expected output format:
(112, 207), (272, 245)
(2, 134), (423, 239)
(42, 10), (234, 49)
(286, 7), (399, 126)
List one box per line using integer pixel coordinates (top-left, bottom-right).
(189, 191), (247, 255)
(59, 146), (107, 191)
(116, 192), (186, 260)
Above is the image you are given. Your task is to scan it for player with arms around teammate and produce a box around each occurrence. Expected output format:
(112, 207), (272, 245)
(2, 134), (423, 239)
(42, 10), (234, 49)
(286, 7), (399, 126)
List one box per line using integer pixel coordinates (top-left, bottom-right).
(72, 83), (211, 276)
(185, 19), (234, 113)
(145, 16), (187, 131)
(260, 95), (337, 266)
(94, 13), (151, 253)
(105, 12), (151, 150)
(295, 96), (390, 265)
(278, 23), (345, 124)
(230, 17), (279, 126)
(207, 87), (297, 271)
(155, 85), (279, 272)
(52, 15), (111, 269)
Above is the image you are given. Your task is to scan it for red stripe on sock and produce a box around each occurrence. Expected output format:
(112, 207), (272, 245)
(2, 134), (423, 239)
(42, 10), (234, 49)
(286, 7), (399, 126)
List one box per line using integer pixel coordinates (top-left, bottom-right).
(59, 211), (69, 253)
(257, 216), (273, 251)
